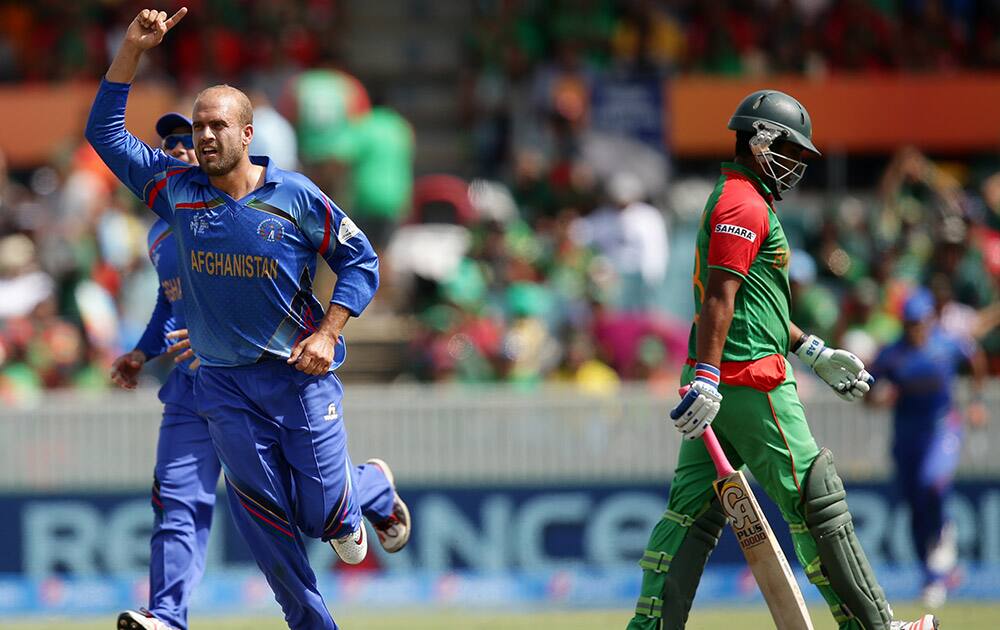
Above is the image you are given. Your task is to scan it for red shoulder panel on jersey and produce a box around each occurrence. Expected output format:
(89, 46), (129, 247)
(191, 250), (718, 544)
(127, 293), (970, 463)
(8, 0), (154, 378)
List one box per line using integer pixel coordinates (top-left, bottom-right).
(707, 177), (771, 277)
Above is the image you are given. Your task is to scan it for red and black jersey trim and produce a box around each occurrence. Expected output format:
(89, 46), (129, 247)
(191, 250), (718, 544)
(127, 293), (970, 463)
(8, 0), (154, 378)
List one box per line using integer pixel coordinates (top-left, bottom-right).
(148, 228), (173, 258)
(322, 480), (353, 541)
(142, 167), (193, 210)
(225, 475), (296, 541)
(151, 477), (164, 516)
(175, 197), (225, 211)
(318, 194), (334, 254)
(247, 198), (297, 227)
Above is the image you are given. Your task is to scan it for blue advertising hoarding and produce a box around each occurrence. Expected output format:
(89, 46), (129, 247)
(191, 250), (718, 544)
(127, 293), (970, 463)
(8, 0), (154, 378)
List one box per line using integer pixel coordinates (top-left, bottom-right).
(0, 481), (998, 615)
(590, 74), (667, 152)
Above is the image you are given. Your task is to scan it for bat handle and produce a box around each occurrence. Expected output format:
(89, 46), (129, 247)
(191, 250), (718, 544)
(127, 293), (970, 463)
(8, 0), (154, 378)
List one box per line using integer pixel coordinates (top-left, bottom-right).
(702, 427), (736, 478)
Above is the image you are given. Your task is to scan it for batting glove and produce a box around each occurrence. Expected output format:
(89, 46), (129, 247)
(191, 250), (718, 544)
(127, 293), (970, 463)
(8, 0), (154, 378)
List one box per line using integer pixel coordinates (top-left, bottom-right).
(795, 334), (874, 402)
(670, 363), (723, 440)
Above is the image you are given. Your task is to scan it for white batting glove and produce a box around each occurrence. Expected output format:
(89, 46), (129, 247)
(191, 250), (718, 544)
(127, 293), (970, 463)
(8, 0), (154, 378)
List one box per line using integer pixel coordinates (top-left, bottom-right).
(670, 364), (723, 440)
(795, 334), (874, 402)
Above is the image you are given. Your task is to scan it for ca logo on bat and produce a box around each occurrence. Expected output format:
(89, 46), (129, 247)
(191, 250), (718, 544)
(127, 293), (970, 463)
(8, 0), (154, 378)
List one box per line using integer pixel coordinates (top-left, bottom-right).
(719, 481), (767, 549)
(720, 482), (757, 529)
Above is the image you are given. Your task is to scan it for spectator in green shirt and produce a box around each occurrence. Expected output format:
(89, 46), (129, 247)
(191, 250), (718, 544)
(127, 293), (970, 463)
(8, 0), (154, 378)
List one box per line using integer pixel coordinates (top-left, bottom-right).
(282, 64), (370, 196)
(332, 99), (415, 250)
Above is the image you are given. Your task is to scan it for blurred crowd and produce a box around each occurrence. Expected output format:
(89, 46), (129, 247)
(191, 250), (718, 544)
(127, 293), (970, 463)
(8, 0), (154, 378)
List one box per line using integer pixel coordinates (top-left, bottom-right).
(0, 143), (136, 402)
(396, 146), (1000, 390)
(4, 1), (1000, 85)
(786, 147), (1000, 368)
(0, 0), (343, 90)
(462, 0), (1000, 169)
(0, 0), (998, 398)
(461, 0), (1000, 79)
(392, 171), (680, 391)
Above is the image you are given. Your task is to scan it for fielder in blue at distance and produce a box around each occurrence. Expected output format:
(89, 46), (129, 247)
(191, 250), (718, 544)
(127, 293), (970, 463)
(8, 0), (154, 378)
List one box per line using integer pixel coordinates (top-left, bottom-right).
(868, 288), (988, 610)
(90, 8), (410, 630)
(109, 111), (220, 630)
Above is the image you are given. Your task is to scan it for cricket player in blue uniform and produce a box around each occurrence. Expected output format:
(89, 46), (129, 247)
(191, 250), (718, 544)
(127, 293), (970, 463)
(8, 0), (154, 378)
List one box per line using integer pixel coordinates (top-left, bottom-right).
(869, 288), (988, 609)
(109, 112), (222, 630)
(89, 9), (410, 630)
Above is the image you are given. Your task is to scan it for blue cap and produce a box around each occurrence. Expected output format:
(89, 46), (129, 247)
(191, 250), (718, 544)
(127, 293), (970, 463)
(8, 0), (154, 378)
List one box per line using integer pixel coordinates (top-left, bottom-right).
(155, 112), (192, 139)
(902, 288), (935, 323)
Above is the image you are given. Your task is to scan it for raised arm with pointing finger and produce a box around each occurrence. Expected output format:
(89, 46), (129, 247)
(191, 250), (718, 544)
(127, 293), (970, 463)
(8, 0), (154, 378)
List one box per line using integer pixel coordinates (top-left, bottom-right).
(85, 7), (379, 369)
(107, 8), (188, 83)
(86, 10), (407, 630)
(86, 9), (191, 222)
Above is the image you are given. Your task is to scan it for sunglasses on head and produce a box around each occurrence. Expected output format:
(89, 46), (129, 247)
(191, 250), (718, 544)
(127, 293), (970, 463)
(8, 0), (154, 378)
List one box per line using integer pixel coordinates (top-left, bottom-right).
(162, 134), (194, 150)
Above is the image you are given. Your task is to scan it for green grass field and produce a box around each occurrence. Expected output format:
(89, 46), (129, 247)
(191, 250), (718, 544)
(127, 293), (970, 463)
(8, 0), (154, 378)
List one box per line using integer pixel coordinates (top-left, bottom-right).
(6, 603), (998, 629)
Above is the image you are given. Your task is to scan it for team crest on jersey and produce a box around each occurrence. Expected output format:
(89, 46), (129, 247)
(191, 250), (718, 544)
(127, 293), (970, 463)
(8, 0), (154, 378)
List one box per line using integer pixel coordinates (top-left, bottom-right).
(715, 223), (757, 242)
(190, 216), (209, 236)
(773, 246), (790, 269)
(257, 218), (285, 242)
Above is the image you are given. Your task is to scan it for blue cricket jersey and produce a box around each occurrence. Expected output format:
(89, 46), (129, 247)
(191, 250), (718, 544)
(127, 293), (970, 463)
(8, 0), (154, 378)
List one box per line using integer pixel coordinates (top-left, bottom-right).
(134, 219), (197, 372)
(86, 79), (378, 367)
(870, 326), (973, 435)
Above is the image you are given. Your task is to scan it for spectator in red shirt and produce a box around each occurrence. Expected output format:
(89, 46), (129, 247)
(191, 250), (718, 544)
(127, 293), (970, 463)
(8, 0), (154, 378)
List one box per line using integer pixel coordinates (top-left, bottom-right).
(684, 0), (760, 75)
(822, 0), (900, 71)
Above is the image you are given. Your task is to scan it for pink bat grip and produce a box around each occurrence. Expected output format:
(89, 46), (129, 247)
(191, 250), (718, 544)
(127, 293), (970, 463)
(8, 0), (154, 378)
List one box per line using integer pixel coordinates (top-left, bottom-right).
(702, 427), (735, 478)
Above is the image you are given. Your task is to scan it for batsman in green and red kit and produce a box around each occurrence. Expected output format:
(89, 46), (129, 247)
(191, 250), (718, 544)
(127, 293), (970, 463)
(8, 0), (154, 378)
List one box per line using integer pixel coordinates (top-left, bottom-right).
(628, 91), (939, 630)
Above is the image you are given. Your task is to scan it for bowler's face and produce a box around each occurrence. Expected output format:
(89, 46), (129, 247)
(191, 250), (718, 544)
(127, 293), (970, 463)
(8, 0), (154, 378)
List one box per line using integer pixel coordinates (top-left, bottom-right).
(191, 94), (250, 176)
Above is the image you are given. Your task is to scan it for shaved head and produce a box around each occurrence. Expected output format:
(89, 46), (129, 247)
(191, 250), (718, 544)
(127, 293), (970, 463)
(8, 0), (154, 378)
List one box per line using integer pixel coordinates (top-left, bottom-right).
(191, 84), (255, 176)
(195, 84), (253, 126)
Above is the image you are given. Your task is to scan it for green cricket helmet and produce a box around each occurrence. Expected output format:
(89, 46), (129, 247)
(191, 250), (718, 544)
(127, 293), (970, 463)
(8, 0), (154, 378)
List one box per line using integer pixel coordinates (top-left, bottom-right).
(728, 90), (819, 195)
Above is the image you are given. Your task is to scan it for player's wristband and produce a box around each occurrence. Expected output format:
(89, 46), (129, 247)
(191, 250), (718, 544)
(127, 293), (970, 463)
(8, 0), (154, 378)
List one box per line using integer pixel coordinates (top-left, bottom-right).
(790, 333), (809, 353)
(794, 334), (826, 366)
(693, 363), (721, 387)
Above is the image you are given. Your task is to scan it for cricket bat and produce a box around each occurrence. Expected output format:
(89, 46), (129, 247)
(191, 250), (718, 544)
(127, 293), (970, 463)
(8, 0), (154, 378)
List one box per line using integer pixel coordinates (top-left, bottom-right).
(702, 427), (814, 629)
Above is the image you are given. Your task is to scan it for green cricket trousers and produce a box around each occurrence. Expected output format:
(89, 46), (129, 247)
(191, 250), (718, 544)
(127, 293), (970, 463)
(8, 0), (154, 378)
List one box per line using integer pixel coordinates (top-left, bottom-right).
(629, 360), (870, 629)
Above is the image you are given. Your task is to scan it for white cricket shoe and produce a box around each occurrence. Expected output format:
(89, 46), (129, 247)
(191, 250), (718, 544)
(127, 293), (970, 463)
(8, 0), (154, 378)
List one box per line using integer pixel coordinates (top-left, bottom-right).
(366, 457), (411, 553)
(330, 523), (368, 565)
(927, 522), (958, 577)
(890, 614), (940, 630)
(117, 609), (178, 630)
(922, 581), (948, 610)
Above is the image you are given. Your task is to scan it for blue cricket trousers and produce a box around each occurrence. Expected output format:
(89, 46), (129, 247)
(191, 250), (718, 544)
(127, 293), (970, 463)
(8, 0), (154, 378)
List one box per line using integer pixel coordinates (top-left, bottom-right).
(893, 409), (963, 584)
(149, 368), (220, 630)
(194, 360), (394, 630)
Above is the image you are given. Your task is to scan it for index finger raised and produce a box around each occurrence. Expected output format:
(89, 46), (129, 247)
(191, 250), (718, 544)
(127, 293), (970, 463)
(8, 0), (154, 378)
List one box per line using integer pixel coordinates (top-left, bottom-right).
(165, 7), (188, 29)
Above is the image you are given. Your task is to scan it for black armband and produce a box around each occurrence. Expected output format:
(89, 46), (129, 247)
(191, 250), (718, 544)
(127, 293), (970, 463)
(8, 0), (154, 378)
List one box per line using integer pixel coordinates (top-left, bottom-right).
(791, 333), (809, 353)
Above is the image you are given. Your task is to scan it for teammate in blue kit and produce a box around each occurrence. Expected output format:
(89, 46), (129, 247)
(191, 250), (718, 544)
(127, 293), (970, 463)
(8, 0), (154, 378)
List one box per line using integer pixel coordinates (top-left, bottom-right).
(869, 288), (988, 609)
(89, 9), (410, 630)
(109, 112), (220, 630)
